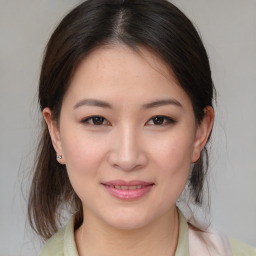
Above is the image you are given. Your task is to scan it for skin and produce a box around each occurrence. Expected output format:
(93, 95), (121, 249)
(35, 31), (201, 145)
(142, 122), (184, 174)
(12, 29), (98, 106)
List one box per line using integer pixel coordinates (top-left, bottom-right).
(44, 45), (214, 256)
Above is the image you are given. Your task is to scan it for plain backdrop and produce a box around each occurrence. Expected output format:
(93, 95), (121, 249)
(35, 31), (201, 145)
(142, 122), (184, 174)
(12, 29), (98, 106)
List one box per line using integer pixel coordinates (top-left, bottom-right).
(0, 1), (255, 255)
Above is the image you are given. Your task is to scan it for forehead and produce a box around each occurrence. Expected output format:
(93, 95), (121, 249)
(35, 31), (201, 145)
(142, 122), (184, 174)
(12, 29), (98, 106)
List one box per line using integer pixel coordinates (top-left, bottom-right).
(64, 44), (191, 108)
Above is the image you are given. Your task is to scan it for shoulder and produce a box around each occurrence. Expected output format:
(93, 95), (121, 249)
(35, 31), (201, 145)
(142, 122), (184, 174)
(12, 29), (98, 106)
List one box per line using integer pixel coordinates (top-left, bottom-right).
(188, 225), (256, 256)
(188, 226), (233, 255)
(39, 226), (65, 256)
(230, 238), (256, 256)
(39, 215), (78, 256)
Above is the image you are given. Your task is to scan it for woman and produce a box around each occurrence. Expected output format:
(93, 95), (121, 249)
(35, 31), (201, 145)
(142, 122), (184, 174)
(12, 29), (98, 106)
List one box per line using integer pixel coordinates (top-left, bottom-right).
(28, 0), (255, 255)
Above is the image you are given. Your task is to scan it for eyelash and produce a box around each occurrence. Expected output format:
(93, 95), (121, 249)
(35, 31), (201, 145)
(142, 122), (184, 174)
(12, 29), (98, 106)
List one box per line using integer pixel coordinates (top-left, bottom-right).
(81, 115), (176, 126)
(81, 116), (110, 126)
(147, 115), (176, 126)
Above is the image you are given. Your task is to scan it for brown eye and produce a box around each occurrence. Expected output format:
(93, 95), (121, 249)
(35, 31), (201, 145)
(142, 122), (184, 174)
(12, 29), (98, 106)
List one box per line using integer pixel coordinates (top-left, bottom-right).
(82, 116), (109, 125)
(147, 115), (176, 126)
(92, 116), (105, 125)
(152, 116), (165, 125)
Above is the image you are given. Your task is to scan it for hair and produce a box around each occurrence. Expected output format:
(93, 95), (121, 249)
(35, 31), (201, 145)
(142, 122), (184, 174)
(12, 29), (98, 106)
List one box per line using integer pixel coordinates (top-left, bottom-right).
(28, 0), (215, 240)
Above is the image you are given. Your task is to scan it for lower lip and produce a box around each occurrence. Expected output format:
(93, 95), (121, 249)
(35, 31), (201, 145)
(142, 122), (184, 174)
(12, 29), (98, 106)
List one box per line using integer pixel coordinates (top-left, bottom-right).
(103, 185), (153, 200)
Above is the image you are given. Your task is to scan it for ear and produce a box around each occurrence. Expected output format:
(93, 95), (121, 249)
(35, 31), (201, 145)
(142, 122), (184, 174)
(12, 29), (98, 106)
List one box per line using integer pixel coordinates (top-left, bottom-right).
(43, 108), (65, 164)
(191, 106), (214, 163)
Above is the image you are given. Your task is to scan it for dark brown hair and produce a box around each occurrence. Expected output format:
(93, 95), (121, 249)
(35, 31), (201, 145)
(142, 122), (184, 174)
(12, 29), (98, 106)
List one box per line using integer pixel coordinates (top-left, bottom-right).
(28, 0), (215, 240)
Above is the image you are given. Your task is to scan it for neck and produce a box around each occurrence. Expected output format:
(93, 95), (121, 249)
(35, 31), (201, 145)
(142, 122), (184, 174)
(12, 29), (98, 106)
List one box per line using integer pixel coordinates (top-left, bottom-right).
(75, 207), (180, 256)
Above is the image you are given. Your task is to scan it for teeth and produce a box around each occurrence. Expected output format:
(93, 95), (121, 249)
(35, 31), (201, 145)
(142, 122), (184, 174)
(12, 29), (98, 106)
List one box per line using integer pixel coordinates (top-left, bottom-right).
(110, 185), (146, 190)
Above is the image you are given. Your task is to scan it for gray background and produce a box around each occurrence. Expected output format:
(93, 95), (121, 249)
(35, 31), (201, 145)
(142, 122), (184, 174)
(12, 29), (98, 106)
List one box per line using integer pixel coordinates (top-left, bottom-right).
(0, 1), (255, 255)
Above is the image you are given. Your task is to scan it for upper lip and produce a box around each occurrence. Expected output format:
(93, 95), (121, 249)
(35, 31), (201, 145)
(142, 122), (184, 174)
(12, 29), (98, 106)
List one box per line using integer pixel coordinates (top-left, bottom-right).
(102, 180), (154, 186)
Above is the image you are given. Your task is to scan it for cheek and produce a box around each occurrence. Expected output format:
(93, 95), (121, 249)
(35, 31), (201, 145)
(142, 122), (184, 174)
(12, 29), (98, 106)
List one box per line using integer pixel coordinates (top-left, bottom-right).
(61, 127), (106, 166)
(149, 130), (195, 195)
(152, 131), (195, 171)
(60, 129), (108, 195)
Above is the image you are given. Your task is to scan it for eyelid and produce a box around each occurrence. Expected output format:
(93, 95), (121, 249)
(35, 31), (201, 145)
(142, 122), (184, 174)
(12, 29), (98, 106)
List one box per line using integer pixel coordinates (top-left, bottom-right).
(146, 115), (177, 126)
(81, 115), (111, 126)
(80, 115), (176, 126)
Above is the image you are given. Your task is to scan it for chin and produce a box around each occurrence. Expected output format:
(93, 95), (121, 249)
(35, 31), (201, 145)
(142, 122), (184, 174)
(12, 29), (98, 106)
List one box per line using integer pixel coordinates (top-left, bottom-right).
(107, 217), (149, 230)
(99, 208), (159, 231)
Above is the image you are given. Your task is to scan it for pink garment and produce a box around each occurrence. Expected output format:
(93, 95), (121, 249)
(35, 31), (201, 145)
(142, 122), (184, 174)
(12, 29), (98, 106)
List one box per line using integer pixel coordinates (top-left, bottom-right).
(188, 226), (233, 256)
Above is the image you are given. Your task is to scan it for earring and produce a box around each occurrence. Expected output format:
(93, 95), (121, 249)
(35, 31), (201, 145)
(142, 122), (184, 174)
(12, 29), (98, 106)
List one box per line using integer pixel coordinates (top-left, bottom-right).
(56, 155), (63, 159)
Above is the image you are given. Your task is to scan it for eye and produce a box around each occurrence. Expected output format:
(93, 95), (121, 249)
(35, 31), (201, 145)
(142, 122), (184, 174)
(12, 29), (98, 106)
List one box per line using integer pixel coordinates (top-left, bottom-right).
(147, 115), (176, 126)
(81, 116), (110, 126)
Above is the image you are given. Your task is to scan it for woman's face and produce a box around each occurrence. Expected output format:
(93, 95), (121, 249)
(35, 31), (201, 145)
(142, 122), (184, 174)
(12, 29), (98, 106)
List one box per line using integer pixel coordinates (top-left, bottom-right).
(44, 45), (212, 230)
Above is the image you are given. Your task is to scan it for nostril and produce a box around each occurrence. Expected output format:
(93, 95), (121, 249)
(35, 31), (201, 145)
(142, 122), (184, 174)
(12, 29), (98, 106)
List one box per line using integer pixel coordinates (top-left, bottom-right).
(107, 135), (148, 171)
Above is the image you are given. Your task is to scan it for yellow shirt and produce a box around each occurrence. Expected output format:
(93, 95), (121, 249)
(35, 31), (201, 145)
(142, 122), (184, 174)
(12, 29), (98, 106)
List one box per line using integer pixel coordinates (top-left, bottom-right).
(39, 211), (256, 256)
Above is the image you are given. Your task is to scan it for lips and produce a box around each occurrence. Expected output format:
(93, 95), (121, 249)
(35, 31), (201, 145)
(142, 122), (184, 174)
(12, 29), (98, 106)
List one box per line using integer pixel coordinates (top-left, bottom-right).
(106, 185), (148, 190)
(101, 180), (154, 200)
(102, 179), (153, 186)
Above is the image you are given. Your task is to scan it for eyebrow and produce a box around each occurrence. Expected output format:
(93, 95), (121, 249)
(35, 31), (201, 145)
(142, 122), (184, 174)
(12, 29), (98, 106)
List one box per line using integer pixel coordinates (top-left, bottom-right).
(74, 99), (112, 109)
(73, 98), (182, 109)
(142, 99), (183, 109)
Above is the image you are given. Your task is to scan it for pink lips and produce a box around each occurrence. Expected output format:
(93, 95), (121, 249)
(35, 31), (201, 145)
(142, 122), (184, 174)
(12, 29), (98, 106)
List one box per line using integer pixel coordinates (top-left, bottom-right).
(102, 180), (154, 200)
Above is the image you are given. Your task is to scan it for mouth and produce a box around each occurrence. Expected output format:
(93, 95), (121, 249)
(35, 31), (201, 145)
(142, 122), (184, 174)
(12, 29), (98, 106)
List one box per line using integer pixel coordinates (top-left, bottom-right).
(104, 184), (151, 190)
(101, 180), (154, 200)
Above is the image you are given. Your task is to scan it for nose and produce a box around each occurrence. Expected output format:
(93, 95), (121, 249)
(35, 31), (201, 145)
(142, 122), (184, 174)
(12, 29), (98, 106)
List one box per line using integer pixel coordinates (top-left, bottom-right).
(108, 125), (148, 172)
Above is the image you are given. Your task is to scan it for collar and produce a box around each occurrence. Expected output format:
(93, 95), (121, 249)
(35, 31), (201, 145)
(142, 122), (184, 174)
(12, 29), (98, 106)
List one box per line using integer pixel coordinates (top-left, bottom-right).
(63, 209), (190, 256)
